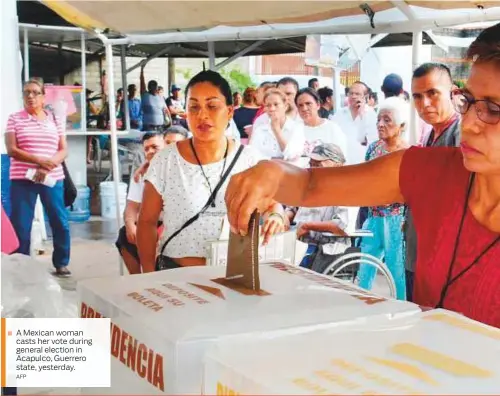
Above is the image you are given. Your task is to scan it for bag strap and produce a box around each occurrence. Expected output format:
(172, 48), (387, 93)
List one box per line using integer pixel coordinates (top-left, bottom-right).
(158, 144), (245, 257)
(51, 112), (67, 167)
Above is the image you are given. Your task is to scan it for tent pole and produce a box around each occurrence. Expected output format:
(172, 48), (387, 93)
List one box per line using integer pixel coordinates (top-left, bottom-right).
(19, 23), (84, 33)
(120, 45), (130, 131)
(23, 28), (29, 82)
(208, 41), (216, 70)
(81, 32), (87, 132)
(213, 40), (267, 71)
(126, 44), (176, 74)
(332, 67), (342, 114)
(409, 30), (423, 146)
(105, 43), (125, 276)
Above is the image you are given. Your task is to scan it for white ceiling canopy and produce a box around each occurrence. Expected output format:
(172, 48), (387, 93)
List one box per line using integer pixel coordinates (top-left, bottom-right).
(116, 6), (500, 46)
(42, 0), (500, 41)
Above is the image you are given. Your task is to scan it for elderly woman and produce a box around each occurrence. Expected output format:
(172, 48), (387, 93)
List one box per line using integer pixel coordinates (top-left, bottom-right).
(225, 23), (500, 328)
(137, 71), (285, 272)
(249, 89), (305, 163)
(357, 97), (409, 300)
(5, 79), (71, 277)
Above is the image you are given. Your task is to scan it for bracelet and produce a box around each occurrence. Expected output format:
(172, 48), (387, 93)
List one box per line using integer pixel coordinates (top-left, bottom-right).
(267, 212), (285, 223)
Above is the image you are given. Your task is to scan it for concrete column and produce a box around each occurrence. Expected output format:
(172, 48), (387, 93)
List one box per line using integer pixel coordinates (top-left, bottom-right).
(168, 58), (175, 90)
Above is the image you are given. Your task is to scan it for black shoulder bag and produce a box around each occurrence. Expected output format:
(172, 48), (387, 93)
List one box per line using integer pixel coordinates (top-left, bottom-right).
(155, 145), (245, 271)
(51, 113), (77, 208)
(62, 162), (78, 209)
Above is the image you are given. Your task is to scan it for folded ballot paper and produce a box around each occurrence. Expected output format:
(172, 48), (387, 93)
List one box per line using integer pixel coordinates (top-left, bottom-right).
(78, 261), (419, 394)
(203, 309), (500, 395)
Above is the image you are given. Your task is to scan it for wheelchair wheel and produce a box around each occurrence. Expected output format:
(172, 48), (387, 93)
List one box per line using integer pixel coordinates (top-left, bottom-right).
(322, 252), (397, 299)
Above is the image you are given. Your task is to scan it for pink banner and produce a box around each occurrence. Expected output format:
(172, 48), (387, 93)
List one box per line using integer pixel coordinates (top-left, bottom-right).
(44, 85), (80, 115)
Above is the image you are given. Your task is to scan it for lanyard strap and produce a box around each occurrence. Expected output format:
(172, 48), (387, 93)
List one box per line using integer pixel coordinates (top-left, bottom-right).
(157, 144), (244, 257)
(436, 172), (500, 308)
(190, 138), (229, 207)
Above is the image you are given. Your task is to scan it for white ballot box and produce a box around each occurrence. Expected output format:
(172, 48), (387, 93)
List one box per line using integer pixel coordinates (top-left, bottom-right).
(77, 262), (419, 395)
(203, 309), (500, 395)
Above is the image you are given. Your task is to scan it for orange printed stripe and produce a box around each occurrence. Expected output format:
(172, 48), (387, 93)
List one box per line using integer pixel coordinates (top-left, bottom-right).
(1, 318), (6, 387)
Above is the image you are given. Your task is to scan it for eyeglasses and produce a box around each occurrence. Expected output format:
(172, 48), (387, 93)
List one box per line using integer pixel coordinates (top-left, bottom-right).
(451, 89), (500, 125)
(23, 90), (43, 97)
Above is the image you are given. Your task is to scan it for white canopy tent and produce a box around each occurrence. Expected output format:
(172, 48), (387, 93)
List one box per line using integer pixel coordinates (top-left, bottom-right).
(41, 1), (500, 34)
(37, 1), (500, 274)
(104, 6), (500, 45)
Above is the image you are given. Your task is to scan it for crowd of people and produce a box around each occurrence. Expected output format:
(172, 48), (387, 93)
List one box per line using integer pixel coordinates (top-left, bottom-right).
(113, 57), (463, 307)
(4, 23), (500, 330)
(225, 23), (500, 329)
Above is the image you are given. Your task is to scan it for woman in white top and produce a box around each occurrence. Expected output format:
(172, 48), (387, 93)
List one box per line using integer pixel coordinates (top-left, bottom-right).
(296, 88), (347, 157)
(137, 71), (285, 272)
(249, 89), (305, 162)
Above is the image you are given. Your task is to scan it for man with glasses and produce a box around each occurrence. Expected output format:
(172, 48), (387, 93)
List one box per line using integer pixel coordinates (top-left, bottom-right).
(404, 62), (460, 301)
(330, 81), (378, 164)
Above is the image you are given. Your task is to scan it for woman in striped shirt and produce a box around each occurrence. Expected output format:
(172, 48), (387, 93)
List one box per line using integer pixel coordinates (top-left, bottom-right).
(5, 79), (71, 277)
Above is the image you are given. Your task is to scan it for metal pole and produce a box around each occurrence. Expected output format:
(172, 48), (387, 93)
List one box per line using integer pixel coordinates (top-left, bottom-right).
(213, 40), (266, 71)
(120, 45), (130, 131)
(23, 28), (29, 81)
(81, 32), (87, 132)
(410, 30), (423, 145)
(333, 67), (342, 113)
(105, 43), (124, 275)
(208, 41), (216, 70)
(19, 23), (84, 32)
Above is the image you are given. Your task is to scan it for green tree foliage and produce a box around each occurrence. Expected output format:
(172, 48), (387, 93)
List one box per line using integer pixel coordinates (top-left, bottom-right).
(176, 67), (193, 81)
(175, 65), (255, 94)
(219, 67), (256, 94)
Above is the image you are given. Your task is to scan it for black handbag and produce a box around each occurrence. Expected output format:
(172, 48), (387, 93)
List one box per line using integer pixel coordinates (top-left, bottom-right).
(155, 145), (245, 271)
(51, 112), (78, 209)
(62, 162), (77, 209)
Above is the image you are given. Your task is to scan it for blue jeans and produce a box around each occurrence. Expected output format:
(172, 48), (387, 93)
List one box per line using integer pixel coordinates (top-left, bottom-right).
(357, 214), (406, 300)
(9, 180), (70, 268)
(299, 244), (318, 268)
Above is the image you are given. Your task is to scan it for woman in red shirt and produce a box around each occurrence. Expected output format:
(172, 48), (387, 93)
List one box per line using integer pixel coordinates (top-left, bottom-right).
(224, 24), (500, 328)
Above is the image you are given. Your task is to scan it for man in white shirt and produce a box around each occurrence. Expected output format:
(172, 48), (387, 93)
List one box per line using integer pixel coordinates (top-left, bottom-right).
(253, 77), (303, 129)
(330, 81), (378, 164)
(115, 132), (165, 274)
